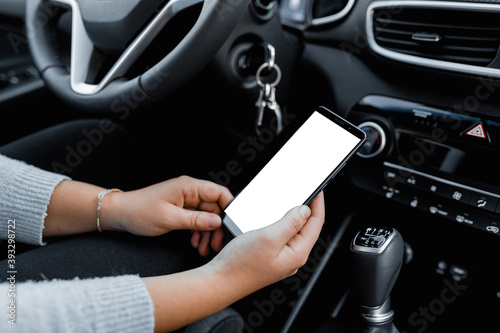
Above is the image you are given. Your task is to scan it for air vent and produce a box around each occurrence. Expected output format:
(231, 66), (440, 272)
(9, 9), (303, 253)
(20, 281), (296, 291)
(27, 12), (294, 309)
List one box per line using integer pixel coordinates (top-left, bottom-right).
(367, 1), (500, 78)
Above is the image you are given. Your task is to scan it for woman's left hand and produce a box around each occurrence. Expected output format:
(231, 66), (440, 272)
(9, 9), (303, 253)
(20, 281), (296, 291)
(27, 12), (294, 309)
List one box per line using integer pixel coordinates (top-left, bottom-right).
(105, 176), (233, 256)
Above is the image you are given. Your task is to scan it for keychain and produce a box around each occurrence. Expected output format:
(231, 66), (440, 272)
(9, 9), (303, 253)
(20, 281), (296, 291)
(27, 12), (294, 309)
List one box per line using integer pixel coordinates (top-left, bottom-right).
(254, 45), (283, 136)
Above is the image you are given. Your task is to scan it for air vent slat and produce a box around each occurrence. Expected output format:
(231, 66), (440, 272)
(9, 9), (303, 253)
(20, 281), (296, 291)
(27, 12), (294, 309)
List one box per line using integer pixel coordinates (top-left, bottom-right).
(376, 31), (500, 50)
(377, 38), (497, 64)
(376, 36), (498, 53)
(375, 17), (500, 33)
(375, 27), (500, 44)
(383, 47), (493, 66)
(371, 6), (500, 67)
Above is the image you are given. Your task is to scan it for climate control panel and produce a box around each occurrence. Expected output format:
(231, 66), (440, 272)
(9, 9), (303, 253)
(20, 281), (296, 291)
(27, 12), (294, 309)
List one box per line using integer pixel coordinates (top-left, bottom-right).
(349, 95), (500, 238)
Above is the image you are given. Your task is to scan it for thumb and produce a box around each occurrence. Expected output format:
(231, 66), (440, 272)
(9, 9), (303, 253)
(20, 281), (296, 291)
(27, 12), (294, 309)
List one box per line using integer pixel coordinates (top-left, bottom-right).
(170, 206), (222, 231)
(268, 205), (311, 243)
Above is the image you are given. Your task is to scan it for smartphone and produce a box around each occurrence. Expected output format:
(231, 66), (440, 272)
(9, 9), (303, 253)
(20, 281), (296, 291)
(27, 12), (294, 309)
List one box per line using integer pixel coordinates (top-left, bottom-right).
(222, 106), (366, 236)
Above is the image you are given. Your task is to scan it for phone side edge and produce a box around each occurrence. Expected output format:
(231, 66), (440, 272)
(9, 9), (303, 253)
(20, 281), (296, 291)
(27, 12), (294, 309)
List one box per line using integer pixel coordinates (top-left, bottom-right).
(302, 121), (367, 206)
(316, 106), (367, 142)
(222, 213), (243, 237)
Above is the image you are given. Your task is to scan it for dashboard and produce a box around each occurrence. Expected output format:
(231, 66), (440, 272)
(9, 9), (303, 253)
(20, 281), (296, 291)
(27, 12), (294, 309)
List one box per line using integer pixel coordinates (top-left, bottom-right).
(279, 0), (500, 239)
(350, 95), (500, 237)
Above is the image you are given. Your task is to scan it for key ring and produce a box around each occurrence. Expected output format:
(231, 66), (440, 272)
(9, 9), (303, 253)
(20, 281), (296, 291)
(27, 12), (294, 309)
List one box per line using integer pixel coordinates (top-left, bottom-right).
(256, 63), (281, 87)
(263, 43), (276, 69)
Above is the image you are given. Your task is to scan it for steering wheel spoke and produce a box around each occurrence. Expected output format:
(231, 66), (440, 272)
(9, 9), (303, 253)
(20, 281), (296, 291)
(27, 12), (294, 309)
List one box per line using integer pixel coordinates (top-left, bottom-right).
(55, 0), (204, 95)
(52, 0), (97, 94)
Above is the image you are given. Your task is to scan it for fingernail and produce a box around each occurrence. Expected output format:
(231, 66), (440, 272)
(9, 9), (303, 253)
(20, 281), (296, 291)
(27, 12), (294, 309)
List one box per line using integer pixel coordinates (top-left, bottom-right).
(207, 215), (222, 229)
(299, 205), (311, 219)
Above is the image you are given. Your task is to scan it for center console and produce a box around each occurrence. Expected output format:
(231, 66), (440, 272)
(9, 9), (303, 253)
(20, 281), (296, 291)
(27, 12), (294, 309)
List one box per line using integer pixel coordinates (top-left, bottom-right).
(280, 95), (500, 333)
(349, 95), (500, 238)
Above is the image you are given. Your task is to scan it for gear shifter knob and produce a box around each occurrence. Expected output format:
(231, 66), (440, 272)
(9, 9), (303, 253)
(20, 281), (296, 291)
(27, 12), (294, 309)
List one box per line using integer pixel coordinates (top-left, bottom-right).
(350, 227), (404, 309)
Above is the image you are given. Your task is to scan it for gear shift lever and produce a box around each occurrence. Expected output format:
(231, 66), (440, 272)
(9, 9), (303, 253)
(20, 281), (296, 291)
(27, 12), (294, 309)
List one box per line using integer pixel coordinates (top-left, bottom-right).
(350, 227), (404, 332)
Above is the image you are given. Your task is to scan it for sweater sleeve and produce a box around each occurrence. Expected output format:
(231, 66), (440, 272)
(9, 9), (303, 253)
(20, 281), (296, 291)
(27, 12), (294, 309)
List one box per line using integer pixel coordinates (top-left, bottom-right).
(0, 154), (70, 245)
(0, 275), (155, 332)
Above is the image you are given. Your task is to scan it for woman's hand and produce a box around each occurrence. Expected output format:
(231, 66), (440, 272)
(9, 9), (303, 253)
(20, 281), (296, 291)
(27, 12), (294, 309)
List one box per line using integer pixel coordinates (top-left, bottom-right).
(44, 176), (232, 256)
(144, 192), (326, 332)
(208, 192), (325, 296)
(105, 176), (233, 256)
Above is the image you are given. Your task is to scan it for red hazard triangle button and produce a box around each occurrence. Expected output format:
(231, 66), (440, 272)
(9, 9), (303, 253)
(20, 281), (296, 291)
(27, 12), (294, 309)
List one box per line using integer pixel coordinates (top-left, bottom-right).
(462, 123), (490, 142)
(466, 123), (486, 138)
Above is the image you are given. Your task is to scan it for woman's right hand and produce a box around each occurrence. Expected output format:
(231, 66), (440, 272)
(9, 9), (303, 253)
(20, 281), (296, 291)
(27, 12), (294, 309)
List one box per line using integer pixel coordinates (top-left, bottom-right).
(208, 192), (325, 299)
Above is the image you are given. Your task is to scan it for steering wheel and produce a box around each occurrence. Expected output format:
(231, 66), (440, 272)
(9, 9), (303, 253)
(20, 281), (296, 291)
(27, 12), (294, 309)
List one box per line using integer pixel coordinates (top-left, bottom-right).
(26, 0), (250, 113)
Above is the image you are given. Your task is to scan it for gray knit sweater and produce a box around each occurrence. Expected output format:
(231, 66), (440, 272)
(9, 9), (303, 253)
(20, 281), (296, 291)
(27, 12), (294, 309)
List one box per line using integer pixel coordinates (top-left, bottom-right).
(0, 154), (155, 332)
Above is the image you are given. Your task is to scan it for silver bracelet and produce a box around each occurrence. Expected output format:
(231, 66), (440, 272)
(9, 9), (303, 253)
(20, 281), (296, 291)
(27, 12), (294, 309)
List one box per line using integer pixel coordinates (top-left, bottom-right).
(96, 189), (122, 232)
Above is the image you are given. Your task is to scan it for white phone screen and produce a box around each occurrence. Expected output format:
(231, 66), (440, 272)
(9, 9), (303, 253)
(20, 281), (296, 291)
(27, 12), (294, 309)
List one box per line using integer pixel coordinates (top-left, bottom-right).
(223, 110), (363, 234)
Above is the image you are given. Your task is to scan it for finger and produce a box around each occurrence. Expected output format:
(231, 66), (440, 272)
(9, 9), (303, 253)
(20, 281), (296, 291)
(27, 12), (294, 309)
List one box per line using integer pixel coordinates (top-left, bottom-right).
(267, 193), (325, 258)
(266, 205), (311, 245)
(268, 194), (324, 272)
(168, 205), (222, 231)
(180, 177), (233, 210)
(191, 231), (201, 248)
(312, 192), (325, 220)
(210, 227), (225, 252)
(198, 201), (223, 215)
(291, 192), (325, 250)
(198, 231), (211, 257)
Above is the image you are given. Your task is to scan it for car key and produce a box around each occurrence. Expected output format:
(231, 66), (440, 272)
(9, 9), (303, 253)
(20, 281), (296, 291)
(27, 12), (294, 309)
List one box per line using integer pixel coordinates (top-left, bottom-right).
(254, 46), (283, 136)
(255, 80), (282, 134)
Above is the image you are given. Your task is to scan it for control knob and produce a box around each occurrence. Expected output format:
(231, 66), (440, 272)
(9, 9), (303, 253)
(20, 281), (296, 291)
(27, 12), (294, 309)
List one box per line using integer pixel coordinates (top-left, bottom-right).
(357, 121), (387, 158)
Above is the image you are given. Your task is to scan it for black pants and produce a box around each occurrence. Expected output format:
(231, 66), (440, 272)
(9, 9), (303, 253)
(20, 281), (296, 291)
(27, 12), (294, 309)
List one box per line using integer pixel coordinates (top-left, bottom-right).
(0, 119), (207, 282)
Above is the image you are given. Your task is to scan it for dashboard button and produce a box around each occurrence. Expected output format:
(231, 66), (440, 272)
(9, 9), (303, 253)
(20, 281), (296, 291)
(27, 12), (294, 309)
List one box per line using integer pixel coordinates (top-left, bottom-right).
(357, 122), (387, 158)
(398, 193), (426, 210)
(425, 202), (454, 219)
(468, 192), (498, 212)
(478, 218), (500, 236)
(383, 169), (402, 187)
(383, 187), (401, 201)
(402, 174), (426, 189)
(450, 210), (480, 228)
(449, 265), (468, 281)
(461, 122), (491, 143)
(422, 179), (445, 196)
(443, 186), (472, 204)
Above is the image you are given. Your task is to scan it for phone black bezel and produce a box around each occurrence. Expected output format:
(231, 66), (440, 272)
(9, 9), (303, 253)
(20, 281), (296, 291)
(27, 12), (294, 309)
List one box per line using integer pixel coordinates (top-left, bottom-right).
(222, 106), (366, 236)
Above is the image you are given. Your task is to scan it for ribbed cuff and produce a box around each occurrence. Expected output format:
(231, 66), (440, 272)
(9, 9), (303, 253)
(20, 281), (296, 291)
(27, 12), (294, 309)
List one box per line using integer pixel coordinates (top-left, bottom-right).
(0, 155), (70, 245)
(92, 275), (156, 332)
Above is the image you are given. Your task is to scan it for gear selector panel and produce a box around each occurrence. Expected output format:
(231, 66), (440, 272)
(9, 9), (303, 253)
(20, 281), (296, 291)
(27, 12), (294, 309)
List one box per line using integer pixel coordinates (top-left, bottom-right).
(352, 227), (394, 253)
